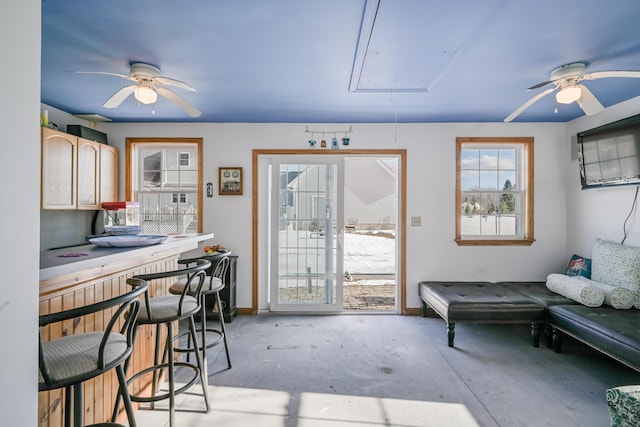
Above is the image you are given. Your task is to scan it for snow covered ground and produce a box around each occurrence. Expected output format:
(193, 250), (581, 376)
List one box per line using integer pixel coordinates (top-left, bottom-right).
(278, 229), (395, 290)
(343, 231), (395, 275)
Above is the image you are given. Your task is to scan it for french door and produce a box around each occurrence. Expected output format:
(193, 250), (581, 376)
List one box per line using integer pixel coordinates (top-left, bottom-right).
(269, 156), (344, 311)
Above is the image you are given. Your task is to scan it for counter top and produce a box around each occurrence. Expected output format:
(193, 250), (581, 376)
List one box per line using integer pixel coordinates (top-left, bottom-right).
(40, 233), (214, 283)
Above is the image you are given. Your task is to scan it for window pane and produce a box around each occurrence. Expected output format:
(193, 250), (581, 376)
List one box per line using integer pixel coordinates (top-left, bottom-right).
(498, 149), (516, 170)
(479, 149), (498, 169)
(480, 170), (498, 190)
(461, 170), (479, 191)
(499, 170), (517, 190)
(460, 149), (479, 169)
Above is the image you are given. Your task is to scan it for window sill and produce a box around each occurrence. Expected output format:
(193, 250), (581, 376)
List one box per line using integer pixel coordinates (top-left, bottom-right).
(455, 238), (535, 247)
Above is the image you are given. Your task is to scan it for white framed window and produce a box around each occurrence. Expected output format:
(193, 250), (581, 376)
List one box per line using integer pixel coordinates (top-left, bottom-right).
(172, 193), (187, 204)
(179, 152), (190, 167)
(456, 137), (534, 246)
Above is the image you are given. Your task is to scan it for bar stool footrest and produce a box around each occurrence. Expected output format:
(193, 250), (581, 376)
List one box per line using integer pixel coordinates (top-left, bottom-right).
(173, 328), (224, 353)
(127, 362), (200, 403)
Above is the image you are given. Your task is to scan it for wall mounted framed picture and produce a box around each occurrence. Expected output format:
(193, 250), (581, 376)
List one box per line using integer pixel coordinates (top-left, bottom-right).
(219, 167), (243, 195)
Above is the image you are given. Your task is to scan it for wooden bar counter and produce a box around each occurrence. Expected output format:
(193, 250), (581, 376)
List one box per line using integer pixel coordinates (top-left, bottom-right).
(38, 233), (213, 427)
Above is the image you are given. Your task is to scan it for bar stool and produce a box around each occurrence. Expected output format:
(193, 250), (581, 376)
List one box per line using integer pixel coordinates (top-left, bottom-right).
(170, 254), (232, 379)
(113, 259), (211, 427)
(38, 281), (147, 427)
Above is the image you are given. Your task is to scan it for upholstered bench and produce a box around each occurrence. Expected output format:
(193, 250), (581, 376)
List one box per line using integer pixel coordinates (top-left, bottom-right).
(548, 304), (640, 372)
(419, 281), (546, 348)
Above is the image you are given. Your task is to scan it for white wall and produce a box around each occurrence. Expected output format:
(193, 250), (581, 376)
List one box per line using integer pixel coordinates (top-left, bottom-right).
(100, 121), (569, 309)
(0, 0), (40, 423)
(565, 97), (640, 256)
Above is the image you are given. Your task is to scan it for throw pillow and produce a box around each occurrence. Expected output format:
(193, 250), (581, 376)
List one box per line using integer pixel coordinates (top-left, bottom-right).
(591, 239), (640, 293)
(573, 276), (634, 309)
(546, 273), (604, 307)
(565, 254), (592, 278)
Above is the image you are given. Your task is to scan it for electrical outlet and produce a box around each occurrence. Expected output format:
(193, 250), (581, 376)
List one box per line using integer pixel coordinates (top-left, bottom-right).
(411, 216), (422, 227)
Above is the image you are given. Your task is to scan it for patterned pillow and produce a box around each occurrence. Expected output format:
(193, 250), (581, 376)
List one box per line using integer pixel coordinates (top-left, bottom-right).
(607, 385), (640, 427)
(591, 239), (640, 293)
(546, 273), (604, 307)
(565, 254), (591, 278)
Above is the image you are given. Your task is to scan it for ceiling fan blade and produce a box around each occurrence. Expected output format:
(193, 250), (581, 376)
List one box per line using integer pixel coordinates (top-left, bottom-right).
(155, 76), (196, 92)
(504, 87), (557, 122)
(583, 70), (640, 80)
(103, 85), (136, 108)
(526, 80), (555, 91)
(73, 70), (135, 81)
(577, 84), (604, 116)
(156, 87), (201, 117)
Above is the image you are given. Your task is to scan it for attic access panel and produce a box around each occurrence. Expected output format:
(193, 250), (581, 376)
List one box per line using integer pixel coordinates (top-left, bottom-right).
(350, 0), (504, 92)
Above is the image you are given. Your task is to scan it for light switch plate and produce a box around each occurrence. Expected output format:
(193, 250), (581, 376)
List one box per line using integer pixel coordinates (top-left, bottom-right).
(411, 216), (422, 226)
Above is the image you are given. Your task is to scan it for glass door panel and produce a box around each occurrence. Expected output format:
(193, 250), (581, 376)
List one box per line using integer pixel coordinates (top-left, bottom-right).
(269, 158), (344, 311)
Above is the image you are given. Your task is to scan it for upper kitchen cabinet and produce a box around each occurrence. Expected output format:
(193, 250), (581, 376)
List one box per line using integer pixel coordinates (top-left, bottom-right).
(41, 127), (77, 209)
(100, 144), (118, 203)
(76, 137), (100, 209)
(41, 127), (118, 210)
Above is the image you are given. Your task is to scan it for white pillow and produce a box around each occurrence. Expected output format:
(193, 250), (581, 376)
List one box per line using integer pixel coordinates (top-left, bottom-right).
(573, 276), (634, 309)
(546, 273), (604, 307)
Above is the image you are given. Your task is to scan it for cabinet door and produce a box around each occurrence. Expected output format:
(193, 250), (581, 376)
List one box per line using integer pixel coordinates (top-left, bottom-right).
(100, 144), (118, 203)
(41, 127), (77, 209)
(77, 138), (100, 210)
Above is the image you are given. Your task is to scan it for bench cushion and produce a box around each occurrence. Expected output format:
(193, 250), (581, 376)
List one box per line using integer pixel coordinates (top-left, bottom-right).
(548, 304), (640, 371)
(496, 281), (577, 307)
(419, 281), (545, 323)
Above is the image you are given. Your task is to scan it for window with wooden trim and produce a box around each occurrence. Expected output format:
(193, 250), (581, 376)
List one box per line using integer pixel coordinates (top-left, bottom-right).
(126, 138), (203, 234)
(456, 137), (534, 246)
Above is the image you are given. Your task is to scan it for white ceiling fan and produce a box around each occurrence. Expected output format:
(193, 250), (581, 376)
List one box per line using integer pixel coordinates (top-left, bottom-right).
(504, 62), (640, 122)
(75, 62), (201, 117)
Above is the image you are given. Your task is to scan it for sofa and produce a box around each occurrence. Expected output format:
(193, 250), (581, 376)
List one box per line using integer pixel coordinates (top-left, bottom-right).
(419, 239), (640, 373)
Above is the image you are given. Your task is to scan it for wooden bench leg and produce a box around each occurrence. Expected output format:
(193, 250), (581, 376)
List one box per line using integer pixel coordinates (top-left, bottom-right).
(421, 301), (429, 317)
(552, 327), (562, 353)
(447, 322), (455, 347)
(531, 322), (541, 347)
(544, 324), (553, 348)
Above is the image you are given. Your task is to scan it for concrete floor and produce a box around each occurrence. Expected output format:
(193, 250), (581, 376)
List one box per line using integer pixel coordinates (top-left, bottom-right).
(131, 314), (640, 426)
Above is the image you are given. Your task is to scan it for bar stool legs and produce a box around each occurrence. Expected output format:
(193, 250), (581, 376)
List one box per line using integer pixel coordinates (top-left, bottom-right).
(121, 316), (210, 427)
(211, 290), (232, 369)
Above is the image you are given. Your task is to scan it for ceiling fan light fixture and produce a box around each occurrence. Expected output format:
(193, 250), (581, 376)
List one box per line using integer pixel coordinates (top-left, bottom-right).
(555, 86), (582, 104)
(134, 85), (157, 104)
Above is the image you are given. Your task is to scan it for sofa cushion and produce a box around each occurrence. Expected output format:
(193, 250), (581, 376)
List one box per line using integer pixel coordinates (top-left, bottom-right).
(573, 276), (634, 309)
(548, 304), (640, 371)
(496, 281), (577, 307)
(565, 254), (591, 278)
(591, 239), (640, 294)
(546, 273), (604, 307)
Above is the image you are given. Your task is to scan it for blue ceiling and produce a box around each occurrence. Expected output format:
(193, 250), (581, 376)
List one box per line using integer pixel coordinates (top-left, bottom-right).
(41, 0), (640, 123)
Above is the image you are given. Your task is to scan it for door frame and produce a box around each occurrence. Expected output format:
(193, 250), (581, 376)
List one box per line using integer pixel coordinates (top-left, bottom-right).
(252, 149), (407, 314)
